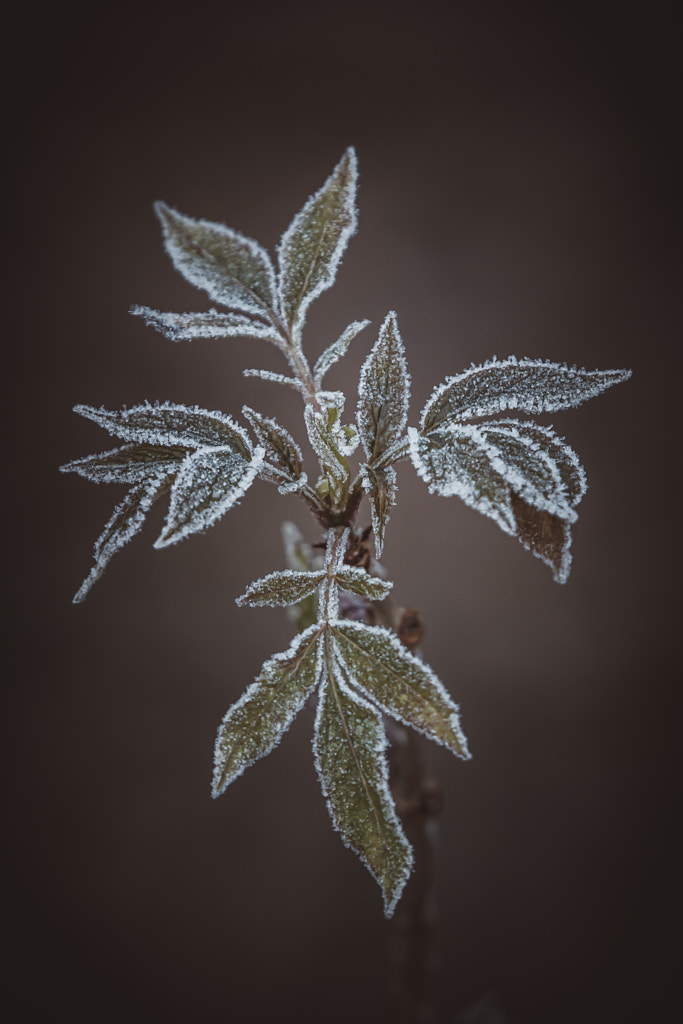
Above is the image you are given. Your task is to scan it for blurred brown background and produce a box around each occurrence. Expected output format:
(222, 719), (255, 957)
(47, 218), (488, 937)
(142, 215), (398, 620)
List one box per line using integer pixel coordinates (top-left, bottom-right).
(5, 2), (681, 1021)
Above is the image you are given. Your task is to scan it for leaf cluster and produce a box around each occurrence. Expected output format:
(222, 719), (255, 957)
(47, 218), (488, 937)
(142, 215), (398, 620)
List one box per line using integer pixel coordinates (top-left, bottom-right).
(62, 149), (631, 912)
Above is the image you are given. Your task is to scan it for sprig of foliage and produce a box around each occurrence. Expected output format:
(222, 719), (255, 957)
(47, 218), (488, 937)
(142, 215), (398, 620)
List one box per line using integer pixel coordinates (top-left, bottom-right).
(62, 148), (631, 914)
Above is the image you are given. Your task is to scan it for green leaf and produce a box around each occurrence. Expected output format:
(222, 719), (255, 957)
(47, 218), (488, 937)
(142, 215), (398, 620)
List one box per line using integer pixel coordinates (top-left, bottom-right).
(304, 391), (358, 484)
(333, 621), (470, 758)
(212, 625), (322, 795)
(60, 443), (190, 484)
(74, 401), (253, 453)
(360, 464), (397, 557)
(313, 319), (370, 388)
(277, 148), (358, 338)
(335, 566), (393, 602)
(236, 569), (326, 608)
(72, 471), (175, 603)
(154, 202), (278, 321)
(130, 306), (280, 343)
(314, 636), (413, 917)
(242, 406), (306, 493)
(356, 311), (410, 465)
(155, 445), (263, 548)
(421, 357), (632, 433)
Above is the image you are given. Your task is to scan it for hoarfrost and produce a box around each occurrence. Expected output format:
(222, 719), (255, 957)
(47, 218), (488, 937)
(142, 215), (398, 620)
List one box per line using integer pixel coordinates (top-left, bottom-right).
(313, 319), (371, 388)
(313, 633), (413, 917)
(60, 442), (190, 485)
(332, 620), (471, 759)
(420, 357), (632, 432)
(335, 566), (393, 602)
(130, 306), (280, 343)
(212, 625), (323, 796)
(74, 401), (253, 452)
(242, 368), (302, 390)
(154, 202), (279, 321)
(277, 148), (358, 341)
(356, 311), (410, 462)
(236, 569), (326, 608)
(242, 406), (306, 492)
(155, 445), (264, 547)
(72, 470), (175, 603)
(408, 426), (576, 582)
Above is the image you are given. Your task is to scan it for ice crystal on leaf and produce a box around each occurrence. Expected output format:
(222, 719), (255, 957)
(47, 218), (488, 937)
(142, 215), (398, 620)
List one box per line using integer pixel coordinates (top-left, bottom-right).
(130, 306), (281, 344)
(313, 319), (370, 388)
(212, 624), (322, 795)
(314, 640), (413, 918)
(64, 147), (631, 916)
(154, 202), (279, 321)
(356, 312), (410, 554)
(277, 147), (358, 342)
(421, 357), (631, 432)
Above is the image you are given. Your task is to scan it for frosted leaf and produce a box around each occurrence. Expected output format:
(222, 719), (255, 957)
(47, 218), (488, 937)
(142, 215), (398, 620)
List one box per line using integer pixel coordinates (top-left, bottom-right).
(361, 464), (397, 557)
(480, 419), (586, 510)
(509, 491), (573, 584)
(304, 394), (358, 483)
(357, 311), (410, 464)
(277, 148), (358, 338)
(333, 621), (471, 759)
(155, 445), (264, 548)
(154, 202), (278, 321)
(313, 319), (371, 388)
(60, 442), (190, 485)
(421, 357), (632, 432)
(314, 635), (413, 917)
(130, 306), (279, 344)
(409, 426), (575, 581)
(212, 625), (322, 796)
(335, 566), (393, 602)
(74, 401), (253, 452)
(242, 406), (306, 492)
(242, 368), (303, 390)
(236, 569), (326, 608)
(72, 470), (175, 603)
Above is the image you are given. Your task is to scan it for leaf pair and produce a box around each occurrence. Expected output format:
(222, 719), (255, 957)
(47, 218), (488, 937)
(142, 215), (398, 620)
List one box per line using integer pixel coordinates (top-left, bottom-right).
(409, 358), (631, 582)
(132, 148), (358, 353)
(213, 614), (469, 917)
(61, 402), (263, 602)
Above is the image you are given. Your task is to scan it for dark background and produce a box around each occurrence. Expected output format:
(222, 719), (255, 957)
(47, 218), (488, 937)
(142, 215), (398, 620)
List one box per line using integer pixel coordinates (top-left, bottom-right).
(5, 2), (681, 1021)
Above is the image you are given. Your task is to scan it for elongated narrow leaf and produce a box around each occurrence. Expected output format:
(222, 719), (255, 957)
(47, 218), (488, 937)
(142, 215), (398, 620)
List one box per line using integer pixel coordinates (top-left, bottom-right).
(73, 470), (175, 603)
(361, 464), (397, 557)
(212, 625), (322, 795)
(277, 148), (358, 336)
(421, 357), (632, 432)
(242, 368), (302, 390)
(314, 638), (413, 917)
(357, 312), (410, 464)
(155, 445), (264, 547)
(304, 393), (358, 483)
(242, 406), (306, 492)
(74, 402), (253, 452)
(130, 306), (280, 343)
(155, 202), (278, 320)
(60, 443), (190, 484)
(335, 566), (393, 602)
(236, 569), (326, 608)
(334, 621), (470, 758)
(313, 319), (370, 388)
(409, 426), (576, 581)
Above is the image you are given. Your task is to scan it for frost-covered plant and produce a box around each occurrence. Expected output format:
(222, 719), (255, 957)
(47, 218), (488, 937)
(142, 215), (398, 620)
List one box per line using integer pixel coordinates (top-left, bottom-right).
(62, 149), (631, 916)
